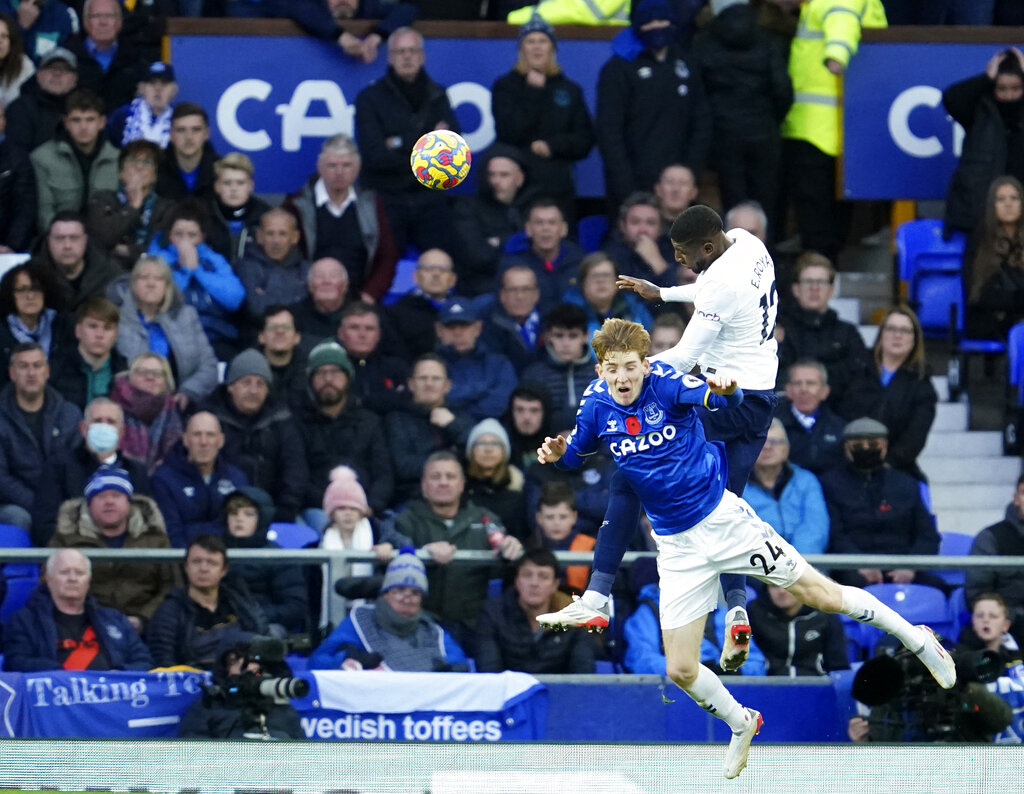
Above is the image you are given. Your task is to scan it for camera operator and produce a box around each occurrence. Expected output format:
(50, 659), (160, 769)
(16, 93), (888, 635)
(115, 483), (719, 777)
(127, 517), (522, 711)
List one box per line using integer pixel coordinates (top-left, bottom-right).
(178, 637), (306, 740)
(849, 594), (1019, 743)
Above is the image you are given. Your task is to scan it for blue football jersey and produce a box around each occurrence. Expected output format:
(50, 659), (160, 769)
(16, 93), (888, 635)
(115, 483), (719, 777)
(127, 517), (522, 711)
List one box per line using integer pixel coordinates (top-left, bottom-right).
(558, 362), (737, 535)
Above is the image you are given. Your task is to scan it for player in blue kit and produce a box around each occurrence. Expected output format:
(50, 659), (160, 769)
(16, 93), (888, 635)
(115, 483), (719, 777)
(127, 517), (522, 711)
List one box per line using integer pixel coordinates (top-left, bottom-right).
(538, 319), (955, 779)
(539, 206), (779, 671)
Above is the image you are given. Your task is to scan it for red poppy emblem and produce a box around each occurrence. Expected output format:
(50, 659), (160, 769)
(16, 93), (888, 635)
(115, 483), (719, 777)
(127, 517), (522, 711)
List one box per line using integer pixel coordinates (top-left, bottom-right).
(626, 416), (642, 435)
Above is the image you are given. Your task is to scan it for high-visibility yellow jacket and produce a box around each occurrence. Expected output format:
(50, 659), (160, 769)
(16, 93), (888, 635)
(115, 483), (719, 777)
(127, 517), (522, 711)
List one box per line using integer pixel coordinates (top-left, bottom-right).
(508, 0), (630, 26)
(781, 0), (887, 157)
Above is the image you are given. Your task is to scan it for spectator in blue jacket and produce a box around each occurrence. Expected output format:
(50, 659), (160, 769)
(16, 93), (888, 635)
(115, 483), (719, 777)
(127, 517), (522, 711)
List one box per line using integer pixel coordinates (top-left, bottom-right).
(151, 410), (249, 547)
(147, 198), (245, 359)
(435, 298), (517, 423)
(309, 546), (467, 671)
(0, 0), (78, 63)
(3, 548), (153, 672)
(742, 418), (829, 555)
(624, 582), (766, 676)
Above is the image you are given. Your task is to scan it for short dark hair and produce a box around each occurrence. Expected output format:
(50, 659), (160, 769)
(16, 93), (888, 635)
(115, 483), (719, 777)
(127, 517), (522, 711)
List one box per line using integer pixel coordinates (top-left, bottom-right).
(187, 533), (227, 562)
(0, 261), (64, 316)
(76, 296), (119, 326)
(64, 88), (104, 116)
(164, 197), (208, 238)
(260, 305), (296, 330)
(10, 341), (44, 360)
(340, 300), (380, 323)
(578, 251), (617, 284)
(618, 191), (660, 225)
(653, 312), (685, 334)
(412, 352), (448, 377)
(517, 546), (560, 578)
(171, 102), (209, 125)
(49, 210), (86, 231)
(526, 197), (564, 221)
(669, 205), (723, 247)
(543, 302), (588, 333)
(539, 480), (575, 510)
(118, 139), (162, 171)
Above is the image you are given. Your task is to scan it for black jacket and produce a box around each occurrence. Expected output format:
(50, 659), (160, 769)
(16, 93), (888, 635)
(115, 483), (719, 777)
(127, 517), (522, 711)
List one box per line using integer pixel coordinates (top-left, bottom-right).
(203, 195), (272, 264)
(820, 462), (938, 557)
(47, 345), (128, 411)
(384, 402), (474, 503)
(862, 364), (937, 482)
(491, 69), (594, 201)
(146, 583), (269, 669)
(747, 593), (849, 677)
(297, 397), (394, 514)
(31, 444), (151, 547)
(690, 4), (792, 143)
(64, 32), (149, 113)
(475, 587), (594, 674)
(346, 349), (410, 416)
(944, 73), (1024, 233)
(201, 386), (309, 521)
(776, 306), (876, 418)
(4, 76), (66, 157)
(155, 142), (220, 201)
(0, 137), (37, 251)
(384, 290), (443, 360)
(596, 43), (711, 206)
(966, 504), (1024, 634)
(355, 68), (459, 194)
(775, 399), (846, 477)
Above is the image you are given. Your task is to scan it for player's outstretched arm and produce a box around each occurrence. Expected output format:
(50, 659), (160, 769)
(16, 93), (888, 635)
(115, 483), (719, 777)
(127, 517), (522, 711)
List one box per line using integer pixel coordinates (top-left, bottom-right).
(537, 435), (568, 464)
(616, 275), (660, 301)
(706, 372), (739, 395)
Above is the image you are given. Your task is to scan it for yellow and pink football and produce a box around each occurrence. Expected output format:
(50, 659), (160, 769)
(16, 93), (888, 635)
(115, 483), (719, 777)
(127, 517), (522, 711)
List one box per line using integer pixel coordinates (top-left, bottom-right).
(410, 130), (472, 190)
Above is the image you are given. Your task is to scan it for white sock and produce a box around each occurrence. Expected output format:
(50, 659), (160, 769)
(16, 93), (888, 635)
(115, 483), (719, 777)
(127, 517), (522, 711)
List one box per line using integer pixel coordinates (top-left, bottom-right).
(840, 585), (925, 651)
(581, 590), (608, 609)
(682, 664), (750, 733)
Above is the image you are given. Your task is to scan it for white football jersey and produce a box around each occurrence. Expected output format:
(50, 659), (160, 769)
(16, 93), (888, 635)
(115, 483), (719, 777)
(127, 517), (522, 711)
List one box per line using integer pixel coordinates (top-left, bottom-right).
(654, 228), (779, 390)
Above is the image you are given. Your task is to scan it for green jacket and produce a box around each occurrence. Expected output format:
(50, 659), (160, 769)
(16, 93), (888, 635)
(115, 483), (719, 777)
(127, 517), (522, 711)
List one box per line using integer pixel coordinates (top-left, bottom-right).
(30, 136), (119, 229)
(395, 500), (508, 630)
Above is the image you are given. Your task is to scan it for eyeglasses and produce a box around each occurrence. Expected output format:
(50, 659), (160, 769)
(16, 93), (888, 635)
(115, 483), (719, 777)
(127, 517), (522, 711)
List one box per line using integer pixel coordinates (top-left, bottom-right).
(13, 286), (42, 295)
(882, 325), (915, 336)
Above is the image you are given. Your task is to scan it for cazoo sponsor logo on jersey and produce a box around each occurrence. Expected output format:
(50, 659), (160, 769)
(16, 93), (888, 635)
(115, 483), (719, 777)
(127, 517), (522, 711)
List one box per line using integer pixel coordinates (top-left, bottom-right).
(609, 425), (678, 457)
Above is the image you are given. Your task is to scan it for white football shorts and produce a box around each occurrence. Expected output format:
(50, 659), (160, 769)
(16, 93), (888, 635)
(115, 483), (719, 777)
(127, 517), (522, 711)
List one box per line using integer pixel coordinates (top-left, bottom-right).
(653, 489), (809, 630)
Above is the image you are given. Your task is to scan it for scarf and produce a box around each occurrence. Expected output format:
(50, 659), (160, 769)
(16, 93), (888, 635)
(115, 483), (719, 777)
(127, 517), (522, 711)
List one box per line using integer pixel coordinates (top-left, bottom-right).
(120, 97), (173, 147)
(8, 309), (55, 352)
(111, 375), (183, 474)
(374, 597), (421, 637)
(117, 187), (157, 245)
(320, 517), (375, 579)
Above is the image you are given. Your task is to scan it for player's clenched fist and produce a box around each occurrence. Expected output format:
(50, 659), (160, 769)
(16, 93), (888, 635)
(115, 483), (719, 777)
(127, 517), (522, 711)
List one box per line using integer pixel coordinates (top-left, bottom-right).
(706, 372), (739, 395)
(537, 435), (567, 464)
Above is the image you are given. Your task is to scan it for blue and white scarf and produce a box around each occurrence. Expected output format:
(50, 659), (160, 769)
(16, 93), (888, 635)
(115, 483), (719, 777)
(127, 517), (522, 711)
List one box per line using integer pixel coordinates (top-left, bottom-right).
(120, 97), (173, 147)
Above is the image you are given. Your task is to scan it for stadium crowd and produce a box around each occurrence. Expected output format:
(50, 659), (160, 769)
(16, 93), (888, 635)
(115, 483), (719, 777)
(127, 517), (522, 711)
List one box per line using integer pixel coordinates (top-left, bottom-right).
(0, 0), (1021, 744)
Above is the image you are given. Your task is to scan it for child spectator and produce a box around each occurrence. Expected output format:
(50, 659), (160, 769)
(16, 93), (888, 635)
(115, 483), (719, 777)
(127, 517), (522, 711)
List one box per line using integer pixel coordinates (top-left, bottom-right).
(521, 302), (595, 431)
(530, 481), (593, 594)
(320, 465), (395, 577)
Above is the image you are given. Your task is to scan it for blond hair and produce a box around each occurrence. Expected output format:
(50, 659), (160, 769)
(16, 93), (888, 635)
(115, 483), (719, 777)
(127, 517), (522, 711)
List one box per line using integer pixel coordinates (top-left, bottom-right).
(591, 318), (650, 363)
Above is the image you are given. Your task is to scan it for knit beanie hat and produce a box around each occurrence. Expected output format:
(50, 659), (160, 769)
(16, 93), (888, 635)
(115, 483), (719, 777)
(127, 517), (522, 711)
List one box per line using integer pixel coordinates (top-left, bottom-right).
(84, 465), (134, 503)
(226, 349), (273, 386)
(306, 340), (354, 379)
(519, 13), (556, 46)
(381, 545), (428, 595)
(322, 465), (370, 517)
(466, 418), (511, 461)
(631, 0), (678, 28)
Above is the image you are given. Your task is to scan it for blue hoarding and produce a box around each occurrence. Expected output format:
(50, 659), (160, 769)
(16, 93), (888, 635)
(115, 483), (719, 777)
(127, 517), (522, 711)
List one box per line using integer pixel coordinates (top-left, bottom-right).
(169, 34), (611, 196)
(843, 41), (1021, 200)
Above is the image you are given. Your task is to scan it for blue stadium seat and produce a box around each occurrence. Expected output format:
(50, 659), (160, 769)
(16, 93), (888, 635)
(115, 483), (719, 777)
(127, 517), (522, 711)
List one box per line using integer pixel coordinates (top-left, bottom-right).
(934, 531), (974, 586)
(266, 522), (321, 549)
(896, 218), (1005, 401)
(839, 613), (868, 664)
(860, 582), (951, 655)
(1004, 322), (1024, 453)
(0, 523), (37, 580)
(947, 586), (970, 642)
(381, 255), (419, 306)
(1, 575), (38, 623)
(577, 214), (609, 253)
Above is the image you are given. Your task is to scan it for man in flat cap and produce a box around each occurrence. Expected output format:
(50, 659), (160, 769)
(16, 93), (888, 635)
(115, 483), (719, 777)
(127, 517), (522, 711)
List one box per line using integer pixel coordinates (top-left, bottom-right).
(818, 417), (942, 589)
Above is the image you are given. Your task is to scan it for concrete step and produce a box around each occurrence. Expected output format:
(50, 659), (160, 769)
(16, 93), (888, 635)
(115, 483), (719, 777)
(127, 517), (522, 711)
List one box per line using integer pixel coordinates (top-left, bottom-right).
(931, 375), (949, 403)
(831, 297), (860, 326)
(935, 508), (1006, 537)
(921, 430), (1002, 458)
(930, 482), (1011, 509)
(920, 455), (1019, 484)
(858, 324), (878, 348)
(932, 402), (969, 432)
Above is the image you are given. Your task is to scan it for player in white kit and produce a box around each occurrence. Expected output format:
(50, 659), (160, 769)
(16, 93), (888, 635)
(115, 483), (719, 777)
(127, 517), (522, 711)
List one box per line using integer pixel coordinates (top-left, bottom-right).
(539, 206), (779, 671)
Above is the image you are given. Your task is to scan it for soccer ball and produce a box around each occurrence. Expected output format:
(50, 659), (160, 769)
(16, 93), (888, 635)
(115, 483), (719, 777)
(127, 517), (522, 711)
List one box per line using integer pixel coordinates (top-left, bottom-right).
(410, 130), (472, 190)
